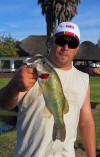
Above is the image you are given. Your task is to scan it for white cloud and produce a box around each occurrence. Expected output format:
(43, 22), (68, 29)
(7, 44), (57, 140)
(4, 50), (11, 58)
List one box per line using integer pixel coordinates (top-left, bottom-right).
(10, 27), (46, 41)
(80, 28), (100, 44)
(4, 23), (19, 28)
(73, 4), (100, 44)
(0, 28), (5, 32)
(0, 5), (22, 13)
(10, 24), (18, 28)
(74, 17), (100, 28)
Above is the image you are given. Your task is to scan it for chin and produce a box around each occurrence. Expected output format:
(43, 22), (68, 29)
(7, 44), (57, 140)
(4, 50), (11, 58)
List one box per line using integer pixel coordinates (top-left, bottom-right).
(59, 58), (69, 64)
(57, 60), (68, 67)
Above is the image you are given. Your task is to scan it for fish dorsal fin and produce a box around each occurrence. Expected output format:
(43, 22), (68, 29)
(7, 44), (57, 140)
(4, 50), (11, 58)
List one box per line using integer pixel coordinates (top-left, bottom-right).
(63, 98), (69, 114)
(43, 106), (52, 118)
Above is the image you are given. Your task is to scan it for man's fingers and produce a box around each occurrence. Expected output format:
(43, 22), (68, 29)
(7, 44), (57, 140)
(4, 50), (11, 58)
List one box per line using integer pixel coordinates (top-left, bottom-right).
(23, 66), (37, 75)
(14, 65), (38, 92)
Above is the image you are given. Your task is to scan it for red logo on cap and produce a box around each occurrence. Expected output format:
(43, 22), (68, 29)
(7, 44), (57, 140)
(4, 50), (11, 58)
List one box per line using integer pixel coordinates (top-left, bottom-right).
(66, 25), (74, 29)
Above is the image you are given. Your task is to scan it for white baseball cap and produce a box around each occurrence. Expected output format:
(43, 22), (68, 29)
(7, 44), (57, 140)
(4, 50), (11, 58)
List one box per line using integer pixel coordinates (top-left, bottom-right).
(53, 22), (80, 43)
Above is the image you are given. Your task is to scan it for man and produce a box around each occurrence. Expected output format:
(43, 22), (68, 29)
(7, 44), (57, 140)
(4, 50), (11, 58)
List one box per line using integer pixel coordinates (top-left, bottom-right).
(0, 22), (96, 157)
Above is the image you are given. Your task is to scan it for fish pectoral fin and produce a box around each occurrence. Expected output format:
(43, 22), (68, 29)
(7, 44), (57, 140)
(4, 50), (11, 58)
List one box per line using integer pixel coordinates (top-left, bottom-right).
(38, 86), (43, 95)
(63, 98), (69, 114)
(43, 106), (52, 118)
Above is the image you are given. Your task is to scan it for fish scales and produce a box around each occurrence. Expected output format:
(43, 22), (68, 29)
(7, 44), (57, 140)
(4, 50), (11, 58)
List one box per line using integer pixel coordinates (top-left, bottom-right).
(32, 57), (69, 142)
(39, 71), (65, 127)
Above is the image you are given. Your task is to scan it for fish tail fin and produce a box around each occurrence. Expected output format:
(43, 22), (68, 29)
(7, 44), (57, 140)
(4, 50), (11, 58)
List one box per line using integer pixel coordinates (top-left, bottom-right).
(53, 123), (66, 142)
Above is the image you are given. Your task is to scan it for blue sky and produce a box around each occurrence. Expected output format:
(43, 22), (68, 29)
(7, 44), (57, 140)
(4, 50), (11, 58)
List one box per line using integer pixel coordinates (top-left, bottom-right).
(0, 0), (100, 44)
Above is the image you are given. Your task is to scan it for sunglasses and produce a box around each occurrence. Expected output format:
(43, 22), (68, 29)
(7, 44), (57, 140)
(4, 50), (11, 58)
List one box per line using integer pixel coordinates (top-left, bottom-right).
(55, 36), (79, 49)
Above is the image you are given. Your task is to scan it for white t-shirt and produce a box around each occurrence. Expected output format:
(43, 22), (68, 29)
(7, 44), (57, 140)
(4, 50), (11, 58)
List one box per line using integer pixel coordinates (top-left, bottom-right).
(14, 65), (89, 157)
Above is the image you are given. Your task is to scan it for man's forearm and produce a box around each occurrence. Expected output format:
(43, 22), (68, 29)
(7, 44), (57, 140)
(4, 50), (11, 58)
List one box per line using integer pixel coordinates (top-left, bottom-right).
(79, 121), (96, 157)
(0, 65), (37, 110)
(0, 80), (19, 110)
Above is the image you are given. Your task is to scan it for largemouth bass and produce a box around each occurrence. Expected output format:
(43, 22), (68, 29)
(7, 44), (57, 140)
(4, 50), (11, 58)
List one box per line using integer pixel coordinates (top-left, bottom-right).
(33, 57), (69, 142)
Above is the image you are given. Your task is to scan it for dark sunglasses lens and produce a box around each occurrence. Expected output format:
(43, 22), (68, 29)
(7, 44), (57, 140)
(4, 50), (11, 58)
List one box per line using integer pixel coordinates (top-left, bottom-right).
(55, 37), (79, 49)
(68, 37), (79, 48)
(55, 38), (67, 47)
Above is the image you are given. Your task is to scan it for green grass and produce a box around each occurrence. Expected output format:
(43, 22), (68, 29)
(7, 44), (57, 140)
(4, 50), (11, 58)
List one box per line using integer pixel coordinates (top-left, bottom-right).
(0, 76), (100, 156)
(77, 76), (100, 149)
(0, 78), (11, 89)
(90, 77), (100, 148)
(77, 109), (100, 149)
(0, 78), (17, 157)
(90, 76), (100, 102)
(93, 112), (100, 148)
(0, 130), (16, 157)
(0, 110), (17, 116)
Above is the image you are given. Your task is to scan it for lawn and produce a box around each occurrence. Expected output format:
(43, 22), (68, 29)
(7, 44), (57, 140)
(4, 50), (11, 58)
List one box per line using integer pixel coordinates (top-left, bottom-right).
(90, 77), (100, 149)
(0, 76), (100, 156)
(0, 130), (16, 157)
(0, 78), (17, 157)
(0, 78), (11, 89)
(90, 76), (100, 102)
(76, 76), (100, 150)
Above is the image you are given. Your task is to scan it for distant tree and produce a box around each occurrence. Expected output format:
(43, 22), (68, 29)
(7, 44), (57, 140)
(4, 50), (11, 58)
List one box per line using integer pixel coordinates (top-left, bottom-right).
(38, 0), (81, 38)
(97, 38), (100, 47)
(0, 34), (19, 57)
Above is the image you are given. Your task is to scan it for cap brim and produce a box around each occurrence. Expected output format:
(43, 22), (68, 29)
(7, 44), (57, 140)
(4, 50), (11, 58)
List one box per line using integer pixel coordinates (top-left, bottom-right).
(55, 32), (80, 43)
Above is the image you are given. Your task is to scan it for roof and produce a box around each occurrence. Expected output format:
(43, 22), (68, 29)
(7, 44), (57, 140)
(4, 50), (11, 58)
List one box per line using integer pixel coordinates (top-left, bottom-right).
(74, 41), (100, 61)
(20, 36), (100, 61)
(19, 35), (47, 56)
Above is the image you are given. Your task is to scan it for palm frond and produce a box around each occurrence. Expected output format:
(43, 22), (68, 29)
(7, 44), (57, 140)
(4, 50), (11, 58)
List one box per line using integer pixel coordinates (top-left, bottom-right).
(37, 0), (81, 38)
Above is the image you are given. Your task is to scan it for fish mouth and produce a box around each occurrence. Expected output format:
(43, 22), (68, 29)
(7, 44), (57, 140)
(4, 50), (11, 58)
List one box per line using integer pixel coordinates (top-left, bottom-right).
(39, 73), (50, 79)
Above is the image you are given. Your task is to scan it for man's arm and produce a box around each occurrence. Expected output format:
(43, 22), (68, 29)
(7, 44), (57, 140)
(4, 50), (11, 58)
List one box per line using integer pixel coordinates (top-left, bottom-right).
(79, 85), (96, 157)
(0, 65), (37, 110)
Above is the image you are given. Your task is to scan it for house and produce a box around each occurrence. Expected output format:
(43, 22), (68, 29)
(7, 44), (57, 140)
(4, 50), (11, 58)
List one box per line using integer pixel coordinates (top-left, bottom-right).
(1, 35), (100, 73)
(19, 36), (100, 65)
(74, 41), (100, 67)
(19, 35), (48, 56)
(0, 35), (47, 72)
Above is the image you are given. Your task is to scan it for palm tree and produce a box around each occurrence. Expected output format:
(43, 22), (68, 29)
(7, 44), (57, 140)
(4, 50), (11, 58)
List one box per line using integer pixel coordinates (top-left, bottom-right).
(38, 0), (81, 38)
(38, 0), (81, 53)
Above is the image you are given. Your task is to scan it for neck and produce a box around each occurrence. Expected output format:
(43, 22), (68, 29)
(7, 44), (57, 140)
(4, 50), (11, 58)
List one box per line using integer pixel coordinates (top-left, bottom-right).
(59, 65), (72, 70)
(47, 57), (72, 71)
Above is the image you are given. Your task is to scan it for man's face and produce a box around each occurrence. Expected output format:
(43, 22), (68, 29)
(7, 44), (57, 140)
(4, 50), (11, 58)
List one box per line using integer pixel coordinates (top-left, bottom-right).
(49, 37), (79, 69)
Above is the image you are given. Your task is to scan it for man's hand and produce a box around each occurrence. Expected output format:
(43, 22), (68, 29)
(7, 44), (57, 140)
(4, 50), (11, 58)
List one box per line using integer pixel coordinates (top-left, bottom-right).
(12, 65), (38, 92)
(0, 65), (38, 110)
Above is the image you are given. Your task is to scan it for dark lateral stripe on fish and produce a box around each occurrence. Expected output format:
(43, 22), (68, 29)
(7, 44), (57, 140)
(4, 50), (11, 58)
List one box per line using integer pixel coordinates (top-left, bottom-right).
(39, 73), (50, 79)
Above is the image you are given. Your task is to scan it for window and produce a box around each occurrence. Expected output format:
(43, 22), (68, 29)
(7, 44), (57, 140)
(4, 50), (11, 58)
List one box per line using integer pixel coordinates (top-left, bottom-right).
(14, 60), (23, 69)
